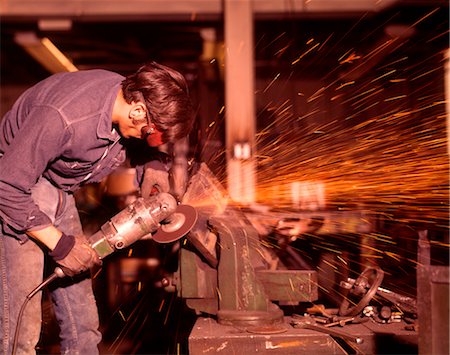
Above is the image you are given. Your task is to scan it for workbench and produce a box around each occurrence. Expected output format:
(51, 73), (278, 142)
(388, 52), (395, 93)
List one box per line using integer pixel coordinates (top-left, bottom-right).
(189, 316), (418, 355)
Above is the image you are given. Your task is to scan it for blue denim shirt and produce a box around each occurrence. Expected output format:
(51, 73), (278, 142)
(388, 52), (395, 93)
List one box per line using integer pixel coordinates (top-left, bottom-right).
(0, 70), (128, 233)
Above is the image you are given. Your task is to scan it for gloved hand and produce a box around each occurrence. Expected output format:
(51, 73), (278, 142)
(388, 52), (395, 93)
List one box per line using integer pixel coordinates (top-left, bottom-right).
(141, 165), (170, 198)
(49, 233), (101, 277)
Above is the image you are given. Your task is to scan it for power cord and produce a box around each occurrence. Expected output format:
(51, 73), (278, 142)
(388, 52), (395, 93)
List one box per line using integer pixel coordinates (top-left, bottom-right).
(12, 267), (65, 355)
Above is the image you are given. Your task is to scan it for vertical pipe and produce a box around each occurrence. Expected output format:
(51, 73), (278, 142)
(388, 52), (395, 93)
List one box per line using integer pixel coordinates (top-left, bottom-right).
(224, 0), (256, 204)
(171, 137), (189, 200)
(446, 48), (450, 156)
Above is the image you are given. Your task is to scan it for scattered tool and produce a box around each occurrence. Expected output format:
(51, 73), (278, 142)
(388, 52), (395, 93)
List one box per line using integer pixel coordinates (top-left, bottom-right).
(291, 314), (364, 345)
(324, 316), (356, 328)
(339, 266), (384, 316)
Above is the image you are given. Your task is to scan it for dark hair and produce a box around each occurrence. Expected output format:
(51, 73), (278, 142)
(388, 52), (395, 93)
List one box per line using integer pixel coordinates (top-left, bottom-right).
(121, 61), (195, 142)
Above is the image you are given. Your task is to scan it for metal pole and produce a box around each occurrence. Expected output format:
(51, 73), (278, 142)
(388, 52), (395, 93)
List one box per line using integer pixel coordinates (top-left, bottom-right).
(224, 0), (256, 204)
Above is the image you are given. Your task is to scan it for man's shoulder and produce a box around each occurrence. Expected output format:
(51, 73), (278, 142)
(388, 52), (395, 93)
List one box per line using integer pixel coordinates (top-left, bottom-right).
(31, 69), (123, 113)
(49, 69), (123, 83)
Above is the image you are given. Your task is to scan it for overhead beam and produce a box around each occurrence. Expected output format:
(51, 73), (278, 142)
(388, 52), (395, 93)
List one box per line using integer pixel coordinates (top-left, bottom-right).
(14, 32), (78, 73)
(224, 0), (255, 204)
(0, 0), (399, 19)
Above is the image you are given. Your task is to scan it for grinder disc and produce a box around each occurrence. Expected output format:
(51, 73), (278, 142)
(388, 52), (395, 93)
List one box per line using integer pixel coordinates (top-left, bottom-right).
(152, 204), (197, 243)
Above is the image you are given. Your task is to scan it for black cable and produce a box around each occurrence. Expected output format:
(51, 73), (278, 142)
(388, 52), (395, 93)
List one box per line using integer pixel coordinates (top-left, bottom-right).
(12, 267), (65, 355)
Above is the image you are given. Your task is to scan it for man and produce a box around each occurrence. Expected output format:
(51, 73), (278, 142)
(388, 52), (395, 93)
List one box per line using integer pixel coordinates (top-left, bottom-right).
(0, 61), (195, 354)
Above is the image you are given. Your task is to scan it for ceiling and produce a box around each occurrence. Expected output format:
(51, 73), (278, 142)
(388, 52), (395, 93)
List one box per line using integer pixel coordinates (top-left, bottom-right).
(0, 0), (448, 85)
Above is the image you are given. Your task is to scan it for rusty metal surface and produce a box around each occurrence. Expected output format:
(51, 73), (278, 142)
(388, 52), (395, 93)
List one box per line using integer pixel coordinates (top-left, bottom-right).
(190, 316), (418, 355)
(189, 317), (349, 355)
(361, 320), (418, 354)
(417, 230), (449, 355)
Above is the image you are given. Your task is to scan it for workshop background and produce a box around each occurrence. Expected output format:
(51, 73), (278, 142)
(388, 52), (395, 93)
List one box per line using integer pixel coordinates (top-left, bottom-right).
(1, 0), (449, 354)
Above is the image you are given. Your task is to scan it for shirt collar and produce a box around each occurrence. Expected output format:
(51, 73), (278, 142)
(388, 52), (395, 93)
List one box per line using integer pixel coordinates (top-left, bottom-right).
(97, 82), (122, 141)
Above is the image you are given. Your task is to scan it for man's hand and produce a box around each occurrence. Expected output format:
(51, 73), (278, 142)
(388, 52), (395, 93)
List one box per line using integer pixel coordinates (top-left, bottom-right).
(141, 167), (170, 197)
(49, 234), (101, 277)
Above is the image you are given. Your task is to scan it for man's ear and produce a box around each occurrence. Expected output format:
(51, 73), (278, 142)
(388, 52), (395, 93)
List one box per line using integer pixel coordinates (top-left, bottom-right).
(129, 102), (147, 121)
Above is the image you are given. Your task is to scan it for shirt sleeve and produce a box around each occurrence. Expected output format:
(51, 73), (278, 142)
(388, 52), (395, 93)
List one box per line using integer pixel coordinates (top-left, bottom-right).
(0, 105), (70, 232)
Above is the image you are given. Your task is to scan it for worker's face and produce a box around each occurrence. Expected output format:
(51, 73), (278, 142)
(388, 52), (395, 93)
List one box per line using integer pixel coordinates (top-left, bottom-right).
(115, 102), (146, 139)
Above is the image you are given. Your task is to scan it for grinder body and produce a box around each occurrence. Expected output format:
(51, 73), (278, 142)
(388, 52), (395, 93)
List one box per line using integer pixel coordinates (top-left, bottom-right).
(88, 192), (178, 259)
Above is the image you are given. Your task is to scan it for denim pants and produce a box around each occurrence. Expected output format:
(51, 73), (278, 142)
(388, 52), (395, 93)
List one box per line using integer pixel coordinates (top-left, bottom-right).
(0, 178), (101, 354)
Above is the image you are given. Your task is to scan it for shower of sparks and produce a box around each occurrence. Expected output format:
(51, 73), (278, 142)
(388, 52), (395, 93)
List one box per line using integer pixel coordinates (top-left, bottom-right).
(292, 42), (321, 65)
(250, 19), (449, 229)
(104, 281), (191, 354)
(163, 292), (176, 325)
(191, 7), (449, 301)
(336, 81), (355, 90)
(263, 73), (281, 93)
(410, 7), (441, 28)
(339, 52), (361, 64)
(159, 298), (165, 312)
(318, 33), (334, 52)
(118, 310), (126, 322)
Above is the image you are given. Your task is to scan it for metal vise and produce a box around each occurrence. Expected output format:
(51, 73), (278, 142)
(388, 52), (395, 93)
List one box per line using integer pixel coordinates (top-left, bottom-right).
(173, 163), (318, 328)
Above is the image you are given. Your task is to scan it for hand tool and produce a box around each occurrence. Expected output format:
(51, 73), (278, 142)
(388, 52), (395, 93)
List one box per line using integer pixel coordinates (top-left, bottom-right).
(324, 316), (356, 328)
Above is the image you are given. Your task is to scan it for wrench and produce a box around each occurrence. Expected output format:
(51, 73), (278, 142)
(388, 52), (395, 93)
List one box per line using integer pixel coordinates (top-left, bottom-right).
(325, 316), (355, 327)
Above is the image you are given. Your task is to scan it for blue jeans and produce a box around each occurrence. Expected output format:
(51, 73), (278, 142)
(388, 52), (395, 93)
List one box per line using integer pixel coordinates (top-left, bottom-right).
(0, 178), (101, 354)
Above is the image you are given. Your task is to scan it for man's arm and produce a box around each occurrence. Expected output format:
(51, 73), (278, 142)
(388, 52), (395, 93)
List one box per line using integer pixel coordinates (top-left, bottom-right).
(28, 225), (100, 276)
(27, 226), (62, 250)
(0, 106), (67, 233)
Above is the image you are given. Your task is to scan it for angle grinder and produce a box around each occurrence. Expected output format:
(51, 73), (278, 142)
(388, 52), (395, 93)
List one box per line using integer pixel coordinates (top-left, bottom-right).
(12, 192), (197, 354)
(45, 192), (196, 282)
(88, 191), (197, 257)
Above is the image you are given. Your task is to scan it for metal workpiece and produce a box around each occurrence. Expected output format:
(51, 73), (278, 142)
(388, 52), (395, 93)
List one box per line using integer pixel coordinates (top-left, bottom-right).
(89, 192), (177, 258)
